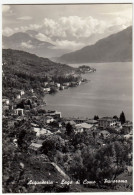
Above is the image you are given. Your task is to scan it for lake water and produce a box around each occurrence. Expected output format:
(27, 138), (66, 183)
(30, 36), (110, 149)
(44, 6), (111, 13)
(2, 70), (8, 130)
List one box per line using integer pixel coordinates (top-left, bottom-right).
(45, 62), (132, 121)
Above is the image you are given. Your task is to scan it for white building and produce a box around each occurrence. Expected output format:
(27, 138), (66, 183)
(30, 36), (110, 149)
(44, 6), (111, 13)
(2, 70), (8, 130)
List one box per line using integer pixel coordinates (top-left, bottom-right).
(20, 90), (25, 96)
(44, 82), (48, 86)
(30, 89), (34, 93)
(15, 108), (24, 116)
(56, 83), (61, 88)
(36, 129), (53, 137)
(44, 88), (51, 92)
(75, 123), (93, 133)
(2, 98), (9, 105)
(16, 94), (21, 99)
(46, 116), (54, 124)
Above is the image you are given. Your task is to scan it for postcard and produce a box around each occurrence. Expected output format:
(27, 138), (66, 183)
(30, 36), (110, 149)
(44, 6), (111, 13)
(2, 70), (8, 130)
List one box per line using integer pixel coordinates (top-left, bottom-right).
(2, 2), (133, 193)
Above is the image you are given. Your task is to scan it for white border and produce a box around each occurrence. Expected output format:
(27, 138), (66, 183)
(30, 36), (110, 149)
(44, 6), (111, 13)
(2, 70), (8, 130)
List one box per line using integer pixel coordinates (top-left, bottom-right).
(0, 1), (133, 195)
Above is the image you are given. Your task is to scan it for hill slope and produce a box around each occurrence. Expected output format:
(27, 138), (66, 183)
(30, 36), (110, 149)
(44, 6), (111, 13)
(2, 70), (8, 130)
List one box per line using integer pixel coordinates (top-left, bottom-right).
(2, 49), (74, 77)
(2, 49), (75, 99)
(58, 26), (132, 63)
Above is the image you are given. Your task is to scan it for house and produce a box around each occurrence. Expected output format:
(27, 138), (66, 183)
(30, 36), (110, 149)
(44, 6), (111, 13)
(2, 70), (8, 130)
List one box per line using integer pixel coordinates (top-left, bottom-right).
(16, 116), (24, 122)
(33, 127), (41, 133)
(75, 126), (84, 133)
(46, 110), (62, 119)
(51, 111), (62, 119)
(16, 94), (21, 99)
(15, 108), (24, 116)
(31, 123), (39, 127)
(98, 117), (117, 129)
(30, 89), (34, 93)
(114, 122), (122, 131)
(44, 88), (51, 92)
(74, 118), (87, 123)
(58, 122), (62, 128)
(45, 116), (54, 124)
(60, 85), (65, 90)
(44, 82), (48, 86)
(2, 98), (9, 105)
(63, 82), (70, 86)
(32, 154), (49, 162)
(77, 81), (81, 85)
(31, 96), (37, 101)
(56, 83), (61, 88)
(86, 119), (98, 125)
(49, 81), (55, 85)
(70, 82), (78, 87)
(75, 123), (93, 133)
(122, 121), (132, 132)
(20, 90), (25, 96)
(99, 130), (110, 139)
(3, 105), (9, 111)
(29, 140), (44, 154)
(36, 128), (53, 137)
(124, 134), (132, 140)
(77, 123), (93, 130)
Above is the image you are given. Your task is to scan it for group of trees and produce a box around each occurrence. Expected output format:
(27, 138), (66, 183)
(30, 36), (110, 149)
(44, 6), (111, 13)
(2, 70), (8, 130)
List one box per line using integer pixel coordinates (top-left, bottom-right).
(52, 75), (80, 84)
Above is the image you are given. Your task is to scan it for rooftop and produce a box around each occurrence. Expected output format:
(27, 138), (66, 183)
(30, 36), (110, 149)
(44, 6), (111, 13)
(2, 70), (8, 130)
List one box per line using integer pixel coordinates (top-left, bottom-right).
(98, 117), (116, 121)
(75, 123), (93, 129)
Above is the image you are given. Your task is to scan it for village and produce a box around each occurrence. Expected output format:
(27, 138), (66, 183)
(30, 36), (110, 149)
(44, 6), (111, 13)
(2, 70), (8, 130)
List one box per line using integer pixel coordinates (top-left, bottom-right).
(3, 83), (133, 184)
(2, 61), (133, 192)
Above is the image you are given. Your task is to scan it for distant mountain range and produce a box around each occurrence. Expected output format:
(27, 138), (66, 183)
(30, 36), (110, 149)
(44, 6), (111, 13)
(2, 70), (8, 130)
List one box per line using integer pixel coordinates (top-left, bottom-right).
(57, 26), (132, 64)
(2, 31), (69, 58)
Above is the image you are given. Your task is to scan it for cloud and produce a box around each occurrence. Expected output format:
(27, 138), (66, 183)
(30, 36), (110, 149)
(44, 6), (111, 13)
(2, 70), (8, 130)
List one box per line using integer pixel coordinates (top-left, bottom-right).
(35, 33), (52, 43)
(52, 39), (84, 50)
(17, 16), (32, 20)
(3, 23), (41, 36)
(3, 27), (14, 36)
(21, 41), (34, 49)
(2, 14), (132, 50)
(42, 16), (109, 40)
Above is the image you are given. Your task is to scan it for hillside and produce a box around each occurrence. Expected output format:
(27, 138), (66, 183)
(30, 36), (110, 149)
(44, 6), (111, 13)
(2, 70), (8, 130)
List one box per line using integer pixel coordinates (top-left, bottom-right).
(2, 32), (69, 58)
(58, 26), (132, 63)
(2, 49), (75, 99)
(2, 49), (74, 77)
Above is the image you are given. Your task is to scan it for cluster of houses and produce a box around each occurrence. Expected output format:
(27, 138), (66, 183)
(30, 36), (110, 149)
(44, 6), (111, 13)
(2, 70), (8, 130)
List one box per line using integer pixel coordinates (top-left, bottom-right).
(2, 86), (133, 158)
(43, 79), (82, 93)
(27, 114), (133, 155)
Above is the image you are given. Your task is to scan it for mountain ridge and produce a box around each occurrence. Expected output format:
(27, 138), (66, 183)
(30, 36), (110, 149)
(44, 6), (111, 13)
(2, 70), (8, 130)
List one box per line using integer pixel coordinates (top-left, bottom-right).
(2, 32), (69, 58)
(57, 26), (132, 64)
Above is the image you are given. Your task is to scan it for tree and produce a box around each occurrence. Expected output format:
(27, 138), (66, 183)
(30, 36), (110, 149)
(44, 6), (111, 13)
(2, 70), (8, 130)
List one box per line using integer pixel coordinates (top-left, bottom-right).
(66, 123), (74, 136)
(120, 111), (126, 124)
(113, 115), (118, 120)
(94, 115), (99, 120)
(49, 87), (57, 94)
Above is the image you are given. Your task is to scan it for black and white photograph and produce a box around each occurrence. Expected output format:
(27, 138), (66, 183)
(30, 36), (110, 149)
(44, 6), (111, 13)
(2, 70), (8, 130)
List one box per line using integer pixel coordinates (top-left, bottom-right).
(2, 2), (133, 193)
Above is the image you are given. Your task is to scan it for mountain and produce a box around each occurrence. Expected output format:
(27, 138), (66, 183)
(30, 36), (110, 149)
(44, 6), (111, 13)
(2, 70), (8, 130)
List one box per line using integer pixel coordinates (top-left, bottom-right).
(2, 32), (69, 58)
(57, 26), (132, 63)
(2, 49), (75, 99)
(2, 49), (74, 77)
(3, 32), (53, 47)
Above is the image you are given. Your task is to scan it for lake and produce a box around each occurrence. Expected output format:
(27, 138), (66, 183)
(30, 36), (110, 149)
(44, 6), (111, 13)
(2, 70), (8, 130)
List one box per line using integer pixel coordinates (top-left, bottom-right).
(45, 62), (132, 121)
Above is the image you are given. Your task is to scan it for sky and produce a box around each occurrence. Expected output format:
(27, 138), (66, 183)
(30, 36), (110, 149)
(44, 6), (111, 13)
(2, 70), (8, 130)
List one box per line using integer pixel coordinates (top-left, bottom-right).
(2, 4), (132, 51)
